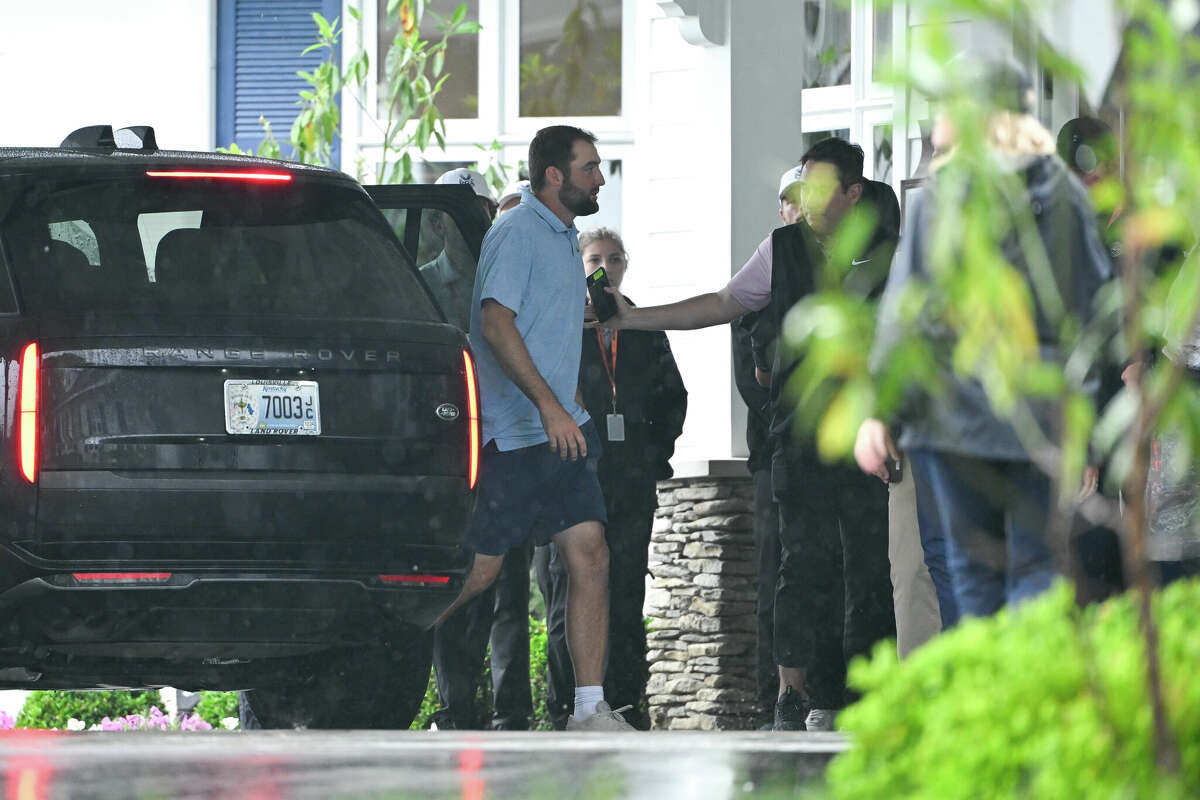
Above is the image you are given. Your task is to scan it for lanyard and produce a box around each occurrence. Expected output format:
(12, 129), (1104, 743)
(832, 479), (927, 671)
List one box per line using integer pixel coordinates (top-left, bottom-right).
(595, 329), (619, 413)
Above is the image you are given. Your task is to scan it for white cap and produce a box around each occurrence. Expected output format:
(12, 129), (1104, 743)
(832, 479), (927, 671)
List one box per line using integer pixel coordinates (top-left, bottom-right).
(778, 165), (804, 200)
(436, 168), (494, 202)
(498, 179), (529, 208)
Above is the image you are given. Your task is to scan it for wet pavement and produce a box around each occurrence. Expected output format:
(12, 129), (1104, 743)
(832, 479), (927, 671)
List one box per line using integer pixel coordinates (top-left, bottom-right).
(0, 730), (845, 799)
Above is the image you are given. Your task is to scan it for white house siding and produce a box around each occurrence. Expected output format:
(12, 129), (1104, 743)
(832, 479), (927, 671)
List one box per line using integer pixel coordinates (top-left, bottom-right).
(2, 1), (217, 150)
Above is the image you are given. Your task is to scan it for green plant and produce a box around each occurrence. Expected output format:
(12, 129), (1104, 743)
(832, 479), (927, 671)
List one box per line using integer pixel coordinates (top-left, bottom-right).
(221, 1), (479, 184)
(16, 689), (161, 730)
(369, 0), (481, 183)
(789, 0), (1200, 772)
(517, 1), (621, 117)
(828, 579), (1200, 799)
(194, 691), (239, 727)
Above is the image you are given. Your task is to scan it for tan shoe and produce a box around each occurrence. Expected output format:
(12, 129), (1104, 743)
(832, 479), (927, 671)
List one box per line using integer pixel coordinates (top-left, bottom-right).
(565, 701), (637, 731)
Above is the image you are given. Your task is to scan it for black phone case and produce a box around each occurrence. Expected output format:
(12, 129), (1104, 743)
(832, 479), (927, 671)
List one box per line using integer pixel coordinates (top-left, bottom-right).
(587, 272), (619, 322)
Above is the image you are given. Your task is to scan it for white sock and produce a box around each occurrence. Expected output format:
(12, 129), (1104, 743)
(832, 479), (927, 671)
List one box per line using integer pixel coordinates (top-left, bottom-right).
(573, 685), (604, 719)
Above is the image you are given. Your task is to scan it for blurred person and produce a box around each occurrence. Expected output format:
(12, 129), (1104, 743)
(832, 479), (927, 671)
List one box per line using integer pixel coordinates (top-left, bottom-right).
(1055, 116), (1127, 604)
(847, 181), (958, 656)
(736, 165), (809, 724)
(498, 180), (528, 215)
(599, 138), (897, 731)
(855, 60), (1113, 618)
(433, 125), (635, 731)
(420, 169), (496, 330)
(427, 169), (534, 731)
(536, 228), (687, 729)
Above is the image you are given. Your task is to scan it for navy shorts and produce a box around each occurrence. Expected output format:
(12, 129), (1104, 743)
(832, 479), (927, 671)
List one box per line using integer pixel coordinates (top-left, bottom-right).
(467, 420), (608, 556)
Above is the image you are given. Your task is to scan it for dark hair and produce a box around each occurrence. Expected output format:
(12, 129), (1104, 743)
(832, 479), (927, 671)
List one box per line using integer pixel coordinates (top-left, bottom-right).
(528, 125), (598, 192)
(1056, 116), (1116, 178)
(800, 137), (865, 190)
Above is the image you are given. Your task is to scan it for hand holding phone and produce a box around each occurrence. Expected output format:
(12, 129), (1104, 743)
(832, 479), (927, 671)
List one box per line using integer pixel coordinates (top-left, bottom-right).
(587, 267), (619, 322)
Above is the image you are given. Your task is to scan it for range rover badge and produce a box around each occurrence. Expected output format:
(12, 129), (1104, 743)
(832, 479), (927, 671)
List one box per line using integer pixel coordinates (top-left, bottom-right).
(436, 403), (460, 421)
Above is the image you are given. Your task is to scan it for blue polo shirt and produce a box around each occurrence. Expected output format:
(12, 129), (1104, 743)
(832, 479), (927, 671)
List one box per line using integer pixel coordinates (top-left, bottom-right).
(468, 186), (590, 451)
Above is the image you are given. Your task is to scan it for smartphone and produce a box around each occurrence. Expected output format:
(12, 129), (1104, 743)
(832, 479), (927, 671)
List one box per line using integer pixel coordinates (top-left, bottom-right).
(886, 455), (904, 484)
(587, 267), (619, 322)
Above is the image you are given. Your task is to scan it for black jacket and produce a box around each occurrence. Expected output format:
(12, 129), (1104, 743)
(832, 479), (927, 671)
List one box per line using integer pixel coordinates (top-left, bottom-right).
(734, 310), (772, 475)
(764, 184), (900, 469)
(579, 307), (687, 509)
(871, 155), (1113, 460)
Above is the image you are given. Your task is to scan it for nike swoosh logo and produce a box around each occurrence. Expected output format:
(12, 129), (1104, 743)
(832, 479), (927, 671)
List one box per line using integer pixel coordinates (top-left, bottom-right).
(851, 258), (871, 265)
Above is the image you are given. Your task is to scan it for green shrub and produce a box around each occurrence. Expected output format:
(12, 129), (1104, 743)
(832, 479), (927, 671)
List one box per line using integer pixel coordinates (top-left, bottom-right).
(16, 689), (162, 730)
(829, 579), (1200, 800)
(194, 691), (238, 726)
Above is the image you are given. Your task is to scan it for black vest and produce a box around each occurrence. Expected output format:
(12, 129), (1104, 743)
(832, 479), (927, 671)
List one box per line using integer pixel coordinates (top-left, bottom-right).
(765, 219), (897, 466)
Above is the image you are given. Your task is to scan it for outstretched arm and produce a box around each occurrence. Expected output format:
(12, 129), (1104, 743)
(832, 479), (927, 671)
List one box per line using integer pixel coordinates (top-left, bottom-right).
(601, 286), (751, 331)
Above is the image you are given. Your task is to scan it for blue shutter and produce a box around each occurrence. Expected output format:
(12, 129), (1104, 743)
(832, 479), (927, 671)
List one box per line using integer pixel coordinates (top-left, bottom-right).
(216, 0), (341, 166)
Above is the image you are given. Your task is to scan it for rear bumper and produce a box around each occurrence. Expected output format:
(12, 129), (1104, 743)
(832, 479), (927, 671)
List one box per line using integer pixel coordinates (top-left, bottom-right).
(0, 572), (460, 688)
(25, 470), (472, 563)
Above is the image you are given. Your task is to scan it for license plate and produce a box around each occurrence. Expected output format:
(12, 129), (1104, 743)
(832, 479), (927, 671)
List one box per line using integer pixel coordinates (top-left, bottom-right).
(224, 380), (321, 435)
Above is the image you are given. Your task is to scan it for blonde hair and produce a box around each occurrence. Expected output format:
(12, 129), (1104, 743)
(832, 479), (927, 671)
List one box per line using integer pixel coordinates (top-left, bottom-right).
(986, 110), (1056, 156)
(579, 227), (628, 259)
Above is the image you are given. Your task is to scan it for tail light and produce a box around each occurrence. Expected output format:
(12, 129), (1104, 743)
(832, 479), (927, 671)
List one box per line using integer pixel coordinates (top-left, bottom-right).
(145, 170), (292, 182)
(379, 574), (451, 586)
(462, 350), (480, 490)
(18, 342), (38, 483)
(72, 573), (172, 584)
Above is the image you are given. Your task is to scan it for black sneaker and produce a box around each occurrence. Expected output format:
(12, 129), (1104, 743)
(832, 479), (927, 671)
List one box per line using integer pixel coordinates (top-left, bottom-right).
(772, 686), (807, 731)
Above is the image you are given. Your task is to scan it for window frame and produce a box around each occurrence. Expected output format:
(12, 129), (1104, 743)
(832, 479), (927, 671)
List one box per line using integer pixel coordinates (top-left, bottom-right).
(800, 0), (900, 194)
(502, 0), (636, 137)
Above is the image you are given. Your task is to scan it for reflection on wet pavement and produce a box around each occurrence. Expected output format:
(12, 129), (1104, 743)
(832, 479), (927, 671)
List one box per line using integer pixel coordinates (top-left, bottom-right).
(0, 730), (845, 799)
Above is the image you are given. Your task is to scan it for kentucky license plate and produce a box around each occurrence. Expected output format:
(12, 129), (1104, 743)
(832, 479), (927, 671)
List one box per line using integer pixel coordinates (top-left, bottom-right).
(224, 379), (321, 435)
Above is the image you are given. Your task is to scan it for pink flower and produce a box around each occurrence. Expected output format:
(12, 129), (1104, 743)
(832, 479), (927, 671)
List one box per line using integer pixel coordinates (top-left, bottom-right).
(179, 714), (213, 731)
(0, 711), (15, 730)
(99, 716), (127, 731)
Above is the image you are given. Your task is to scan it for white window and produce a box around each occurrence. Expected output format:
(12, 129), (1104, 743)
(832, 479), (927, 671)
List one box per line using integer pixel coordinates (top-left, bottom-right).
(798, 0), (898, 192)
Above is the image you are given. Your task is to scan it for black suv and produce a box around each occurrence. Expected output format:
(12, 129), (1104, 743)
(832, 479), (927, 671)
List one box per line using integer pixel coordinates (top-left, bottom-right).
(0, 126), (489, 727)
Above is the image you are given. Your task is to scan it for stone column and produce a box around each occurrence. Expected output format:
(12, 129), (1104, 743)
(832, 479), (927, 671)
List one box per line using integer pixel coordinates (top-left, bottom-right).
(645, 476), (760, 730)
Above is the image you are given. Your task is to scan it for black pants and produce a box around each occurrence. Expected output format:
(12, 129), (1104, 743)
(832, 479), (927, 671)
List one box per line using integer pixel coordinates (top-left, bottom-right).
(432, 540), (533, 729)
(752, 468), (780, 716)
(535, 486), (656, 730)
(773, 463), (894, 709)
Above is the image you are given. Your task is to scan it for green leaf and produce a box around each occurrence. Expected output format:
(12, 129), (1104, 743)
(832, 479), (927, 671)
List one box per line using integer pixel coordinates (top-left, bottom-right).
(451, 3), (467, 26)
(313, 12), (333, 41)
(432, 49), (444, 78)
(348, 6), (361, 22)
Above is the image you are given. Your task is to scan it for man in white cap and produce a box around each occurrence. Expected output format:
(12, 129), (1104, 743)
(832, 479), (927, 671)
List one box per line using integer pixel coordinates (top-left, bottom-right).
(427, 167), (538, 731)
(497, 180), (529, 216)
(436, 167), (498, 221)
(421, 168), (496, 329)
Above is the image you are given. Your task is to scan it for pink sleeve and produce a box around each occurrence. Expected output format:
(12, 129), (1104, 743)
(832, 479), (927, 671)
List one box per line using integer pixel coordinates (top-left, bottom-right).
(725, 235), (773, 312)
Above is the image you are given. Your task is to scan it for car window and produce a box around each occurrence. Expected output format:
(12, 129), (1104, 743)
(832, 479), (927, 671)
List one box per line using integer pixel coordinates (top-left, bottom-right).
(138, 210), (202, 281)
(413, 210), (477, 330)
(48, 219), (101, 266)
(2, 175), (438, 321)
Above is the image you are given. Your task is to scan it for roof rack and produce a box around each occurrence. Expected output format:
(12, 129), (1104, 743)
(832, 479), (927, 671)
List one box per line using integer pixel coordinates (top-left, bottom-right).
(60, 125), (158, 152)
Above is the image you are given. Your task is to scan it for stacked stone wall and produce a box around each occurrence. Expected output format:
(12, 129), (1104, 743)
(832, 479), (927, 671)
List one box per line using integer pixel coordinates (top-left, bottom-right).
(645, 476), (760, 730)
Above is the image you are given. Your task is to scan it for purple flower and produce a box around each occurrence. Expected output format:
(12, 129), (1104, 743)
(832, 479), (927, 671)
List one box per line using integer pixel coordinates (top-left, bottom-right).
(0, 711), (14, 730)
(179, 714), (212, 731)
(99, 716), (127, 731)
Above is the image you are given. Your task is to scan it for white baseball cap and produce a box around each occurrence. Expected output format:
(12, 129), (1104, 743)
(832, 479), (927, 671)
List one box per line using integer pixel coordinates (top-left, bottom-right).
(778, 165), (805, 201)
(498, 179), (529, 209)
(436, 168), (494, 202)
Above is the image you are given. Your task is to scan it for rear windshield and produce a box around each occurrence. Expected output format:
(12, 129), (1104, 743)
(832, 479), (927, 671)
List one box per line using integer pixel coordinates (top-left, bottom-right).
(0, 171), (439, 321)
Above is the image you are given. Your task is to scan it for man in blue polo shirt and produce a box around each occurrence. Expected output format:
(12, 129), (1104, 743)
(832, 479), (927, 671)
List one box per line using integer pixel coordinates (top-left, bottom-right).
(433, 125), (633, 731)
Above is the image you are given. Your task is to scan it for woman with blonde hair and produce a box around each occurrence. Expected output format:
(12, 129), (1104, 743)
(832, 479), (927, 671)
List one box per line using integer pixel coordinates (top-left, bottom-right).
(855, 59), (1114, 617)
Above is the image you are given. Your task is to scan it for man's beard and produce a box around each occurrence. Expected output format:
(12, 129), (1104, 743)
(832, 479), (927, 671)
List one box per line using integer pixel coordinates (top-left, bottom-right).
(559, 180), (599, 216)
